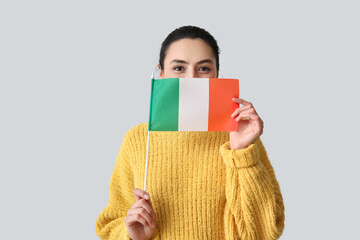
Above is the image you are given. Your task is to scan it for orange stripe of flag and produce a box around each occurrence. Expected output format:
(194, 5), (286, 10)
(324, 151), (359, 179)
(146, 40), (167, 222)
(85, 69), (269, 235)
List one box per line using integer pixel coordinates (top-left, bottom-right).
(208, 78), (239, 131)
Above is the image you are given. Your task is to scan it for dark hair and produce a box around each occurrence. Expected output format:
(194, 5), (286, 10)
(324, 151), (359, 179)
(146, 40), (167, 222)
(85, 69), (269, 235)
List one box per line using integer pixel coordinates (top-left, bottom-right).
(159, 25), (220, 75)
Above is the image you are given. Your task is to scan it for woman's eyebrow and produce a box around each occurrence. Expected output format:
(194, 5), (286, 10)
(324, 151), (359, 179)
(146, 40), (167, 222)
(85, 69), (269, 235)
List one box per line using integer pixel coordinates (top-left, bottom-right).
(170, 59), (188, 65)
(169, 59), (214, 65)
(197, 59), (213, 65)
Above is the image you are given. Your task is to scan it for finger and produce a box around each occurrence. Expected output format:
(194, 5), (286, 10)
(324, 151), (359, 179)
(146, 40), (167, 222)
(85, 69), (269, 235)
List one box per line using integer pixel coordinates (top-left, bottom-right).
(231, 105), (252, 118)
(232, 98), (253, 107)
(235, 109), (258, 121)
(236, 105), (257, 121)
(127, 207), (152, 227)
(127, 207), (154, 227)
(146, 197), (156, 219)
(133, 188), (150, 201)
(131, 199), (156, 219)
(143, 195), (155, 216)
(253, 117), (264, 135)
(236, 114), (250, 121)
(133, 189), (155, 217)
(124, 213), (150, 228)
(147, 196), (154, 210)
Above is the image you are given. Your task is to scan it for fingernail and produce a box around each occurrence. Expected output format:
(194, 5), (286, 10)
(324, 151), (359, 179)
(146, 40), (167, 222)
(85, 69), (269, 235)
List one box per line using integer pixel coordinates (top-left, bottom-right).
(144, 193), (149, 199)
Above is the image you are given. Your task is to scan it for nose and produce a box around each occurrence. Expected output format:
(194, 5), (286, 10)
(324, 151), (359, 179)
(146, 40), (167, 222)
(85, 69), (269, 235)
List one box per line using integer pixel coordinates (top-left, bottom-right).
(185, 68), (199, 78)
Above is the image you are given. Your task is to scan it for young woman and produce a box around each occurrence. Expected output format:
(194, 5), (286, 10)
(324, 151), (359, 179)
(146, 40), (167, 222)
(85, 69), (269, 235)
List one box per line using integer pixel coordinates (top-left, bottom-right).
(96, 25), (285, 240)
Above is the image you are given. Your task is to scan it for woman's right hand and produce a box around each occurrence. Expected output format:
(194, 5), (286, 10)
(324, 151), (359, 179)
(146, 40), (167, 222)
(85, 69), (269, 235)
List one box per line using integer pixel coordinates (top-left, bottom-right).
(124, 188), (157, 240)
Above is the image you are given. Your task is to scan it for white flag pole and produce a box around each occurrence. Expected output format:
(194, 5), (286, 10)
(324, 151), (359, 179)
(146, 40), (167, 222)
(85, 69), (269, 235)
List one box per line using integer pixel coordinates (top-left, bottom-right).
(144, 130), (150, 192)
(144, 71), (154, 192)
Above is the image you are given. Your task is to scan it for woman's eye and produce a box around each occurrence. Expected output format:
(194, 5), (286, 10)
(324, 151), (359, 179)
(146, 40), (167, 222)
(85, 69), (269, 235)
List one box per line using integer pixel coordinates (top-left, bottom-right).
(174, 66), (184, 71)
(199, 66), (211, 72)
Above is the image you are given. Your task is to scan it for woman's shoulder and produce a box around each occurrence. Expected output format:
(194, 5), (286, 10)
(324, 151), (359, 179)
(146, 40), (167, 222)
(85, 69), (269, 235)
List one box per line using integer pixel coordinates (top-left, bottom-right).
(123, 121), (149, 139)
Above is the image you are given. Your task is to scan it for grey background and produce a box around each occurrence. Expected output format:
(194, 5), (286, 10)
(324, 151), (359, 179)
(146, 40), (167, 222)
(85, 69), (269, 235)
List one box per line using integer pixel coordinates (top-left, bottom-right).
(1, 1), (359, 239)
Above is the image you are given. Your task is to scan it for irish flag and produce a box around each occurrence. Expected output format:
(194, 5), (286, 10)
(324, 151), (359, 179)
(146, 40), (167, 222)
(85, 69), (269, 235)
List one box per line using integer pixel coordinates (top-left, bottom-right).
(148, 78), (239, 131)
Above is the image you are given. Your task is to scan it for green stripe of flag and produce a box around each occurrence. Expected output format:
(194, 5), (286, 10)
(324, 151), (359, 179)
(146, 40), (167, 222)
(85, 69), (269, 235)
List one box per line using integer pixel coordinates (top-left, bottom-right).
(148, 78), (179, 131)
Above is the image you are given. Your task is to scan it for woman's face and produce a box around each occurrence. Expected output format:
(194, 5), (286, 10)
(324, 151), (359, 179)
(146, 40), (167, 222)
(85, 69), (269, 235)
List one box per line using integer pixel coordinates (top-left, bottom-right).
(158, 38), (218, 79)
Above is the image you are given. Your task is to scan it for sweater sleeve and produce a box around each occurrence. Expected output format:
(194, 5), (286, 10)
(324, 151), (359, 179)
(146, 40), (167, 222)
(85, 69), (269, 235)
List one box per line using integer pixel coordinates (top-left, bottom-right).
(219, 137), (285, 240)
(95, 130), (161, 240)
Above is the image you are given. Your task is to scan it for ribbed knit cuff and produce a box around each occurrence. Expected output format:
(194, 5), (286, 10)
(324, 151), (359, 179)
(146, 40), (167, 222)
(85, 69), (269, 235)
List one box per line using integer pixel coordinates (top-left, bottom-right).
(128, 227), (159, 240)
(219, 138), (260, 168)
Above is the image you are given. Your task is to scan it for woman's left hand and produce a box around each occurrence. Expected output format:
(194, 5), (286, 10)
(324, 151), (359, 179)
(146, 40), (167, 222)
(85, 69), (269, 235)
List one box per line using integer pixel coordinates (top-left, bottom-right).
(230, 98), (264, 150)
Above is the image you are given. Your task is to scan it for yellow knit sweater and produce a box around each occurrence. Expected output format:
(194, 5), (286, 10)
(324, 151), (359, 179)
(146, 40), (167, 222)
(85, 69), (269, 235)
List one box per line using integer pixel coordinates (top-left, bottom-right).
(96, 122), (285, 240)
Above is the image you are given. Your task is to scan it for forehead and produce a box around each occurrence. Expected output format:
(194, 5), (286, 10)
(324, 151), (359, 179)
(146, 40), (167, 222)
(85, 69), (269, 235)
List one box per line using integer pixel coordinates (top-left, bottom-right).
(164, 38), (215, 64)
